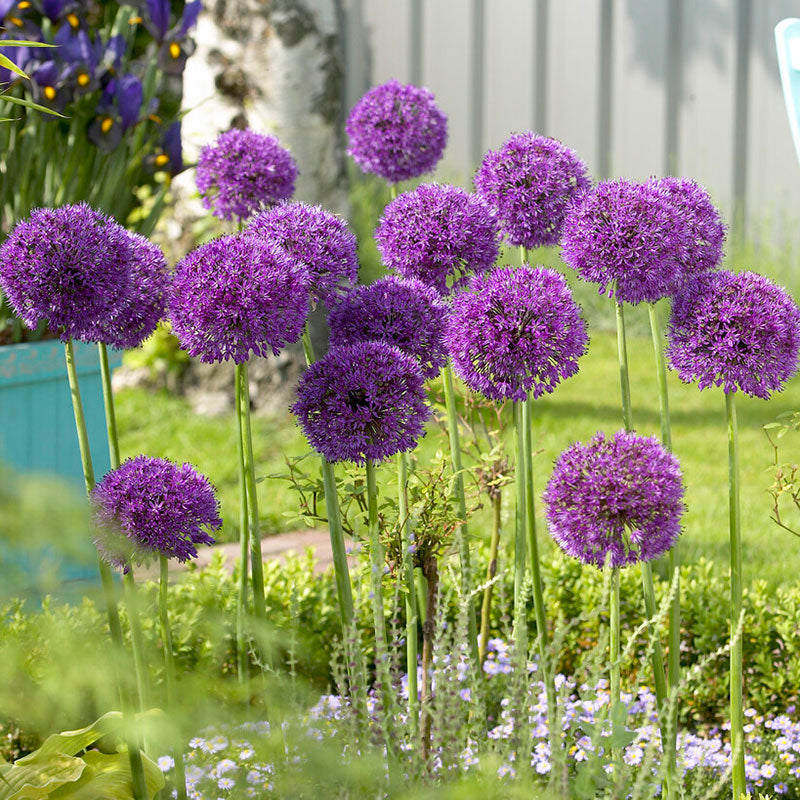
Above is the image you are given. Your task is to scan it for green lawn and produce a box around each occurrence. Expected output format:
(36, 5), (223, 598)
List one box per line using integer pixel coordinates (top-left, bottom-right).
(116, 321), (800, 589)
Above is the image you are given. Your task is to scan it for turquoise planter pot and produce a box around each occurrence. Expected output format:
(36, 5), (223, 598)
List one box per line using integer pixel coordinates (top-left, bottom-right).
(0, 339), (123, 594)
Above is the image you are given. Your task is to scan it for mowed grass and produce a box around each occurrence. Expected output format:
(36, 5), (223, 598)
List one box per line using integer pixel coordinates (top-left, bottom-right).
(116, 319), (800, 589)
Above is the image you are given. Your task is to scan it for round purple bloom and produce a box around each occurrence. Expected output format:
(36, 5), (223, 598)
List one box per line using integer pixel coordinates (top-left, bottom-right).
(648, 176), (726, 276)
(0, 203), (132, 342)
(345, 79), (448, 183)
(445, 266), (588, 402)
(98, 231), (171, 350)
(248, 202), (358, 302)
(473, 132), (590, 249)
(328, 276), (448, 379)
(667, 270), (800, 399)
(561, 179), (689, 305)
(169, 233), (310, 364)
(543, 430), (684, 569)
(375, 183), (500, 295)
(292, 341), (431, 464)
(195, 128), (297, 222)
(92, 455), (222, 569)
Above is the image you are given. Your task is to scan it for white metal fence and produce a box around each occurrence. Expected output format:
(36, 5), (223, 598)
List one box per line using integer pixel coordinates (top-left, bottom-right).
(341, 0), (800, 244)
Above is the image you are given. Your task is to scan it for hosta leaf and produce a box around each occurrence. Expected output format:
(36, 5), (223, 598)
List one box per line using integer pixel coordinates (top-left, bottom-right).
(0, 755), (85, 800)
(48, 750), (164, 800)
(16, 712), (124, 764)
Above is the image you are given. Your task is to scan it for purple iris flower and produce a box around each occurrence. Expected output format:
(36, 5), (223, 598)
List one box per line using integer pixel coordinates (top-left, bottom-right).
(161, 120), (183, 174)
(141, 0), (201, 74)
(29, 60), (71, 111)
(88, 74), (142, 151)
(54, 25), (102, 93)
(40, 0), (73, 23)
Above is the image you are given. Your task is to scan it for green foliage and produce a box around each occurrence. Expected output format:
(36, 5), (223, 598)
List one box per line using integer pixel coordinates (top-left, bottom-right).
(121, 322), (190, 380)
(0, 713), (163, 799)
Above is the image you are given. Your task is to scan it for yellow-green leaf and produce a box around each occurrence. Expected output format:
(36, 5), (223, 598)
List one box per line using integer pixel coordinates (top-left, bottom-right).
(16, 713), (124, 765)
(0, 54), (27, 79)
(0, 93), (66, 118)
(48, 751), (164, 800)
(0, 756), (85, 800)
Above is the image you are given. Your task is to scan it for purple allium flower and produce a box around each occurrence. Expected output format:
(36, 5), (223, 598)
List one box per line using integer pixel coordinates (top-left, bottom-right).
(375, 183), (500, 295)
(195, 129), (297, 222)
(291, 341), (431, 464)
(445, 266), (588, 402)
(666, 270), (800, 399)
(98, 231), (171, 350)
(345, 80), (448, 183)
(0, 203), (132, 342)
(92, 455), (222, 569)
(473, 132), (590, 249)
(543, 430), (684, 568)
(169, 234), (310, 364)
(561, 179), (690, 304)
(248, 202), (358, 302)
(328, 276), (448, 379)
(648, 177), (726, 276)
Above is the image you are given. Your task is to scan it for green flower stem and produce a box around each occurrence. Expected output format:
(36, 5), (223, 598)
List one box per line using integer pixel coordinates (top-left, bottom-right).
(512, 401), (528, 660)
(98, 342), (152, 725)
(98, 342), (121, 469)
(616, 299), (673, 791)
(365, 458), (388, 656)
(416, 572), (428, 625)
(301, 326), (355, 629)
(648, 302), (680, 796)
(479, 489), (502, 663)
(610, 564), (621, 754)
(522, 398), (556, 726)
(235, 362), (267, 628)
(727, 391), (746, 798)
(398, 451), (419, 733)
(160, 557), (188, 800)
(235, 370), (250, 686)
(441, 362), (480, 665)
(63, 339), (148, 800)
(122, 568), (151, 717)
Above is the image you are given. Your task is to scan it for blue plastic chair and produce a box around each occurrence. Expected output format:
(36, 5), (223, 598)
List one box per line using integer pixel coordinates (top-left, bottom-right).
(775, 19), (800, 167)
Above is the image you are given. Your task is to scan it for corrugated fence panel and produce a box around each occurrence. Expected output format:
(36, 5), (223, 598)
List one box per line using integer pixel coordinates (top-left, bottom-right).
(348, 0), (800, 243)
(679, 0), (735, 217)
(548, 1), (602, 175)
(422, 0), (472, 182)
(485, 0), (535, 151)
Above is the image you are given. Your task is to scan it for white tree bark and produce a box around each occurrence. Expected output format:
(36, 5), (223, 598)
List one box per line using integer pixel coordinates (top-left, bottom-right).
(177, 0), (348, 215)
(171, 0), (349, 415)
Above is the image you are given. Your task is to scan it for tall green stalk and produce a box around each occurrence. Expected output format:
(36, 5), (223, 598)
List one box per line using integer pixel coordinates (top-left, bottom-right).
(235, 367), (250, 685)
(64, 339), (148, 800)
(727, 391), (745, 798)
(160, 557), (188, 800)
(235, 362), (267, 628)
(301, 327), (355, 629)
(98, 343), (151, 720)
(648, 302), (680, 796)
(398, 452), (419, 732)
(615, 299), (672, 793)
(365, 458), (388, 662)
(441, 363), (480, 665)
(479, 490), (502, 663)
(522, 398), (557, 734)
(609, 563), (621, 767)
(512, 402), (528, 660)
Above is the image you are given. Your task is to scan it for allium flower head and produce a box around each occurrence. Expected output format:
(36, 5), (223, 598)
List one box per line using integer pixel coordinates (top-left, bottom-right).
(328, 276), (448, 379)
(346, 79), (448, 183)
(195, 128), (297, 222)
(648, 176), (726, 276)
(292, 341), (431, 464)
(543, 431), (684, 568)
(169, 233), (310, 364)
(98, 231), (171, 349)
(92, 455), (222, 569)
(445, 266), (588, 402)
(561, 179), (689, 304)
(667, 270), (800, 399)
(375, 183), (500, 295)
(248, 203), (358, 302)
(473, 132), (590, 249)
(0, 203), (132, 342)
